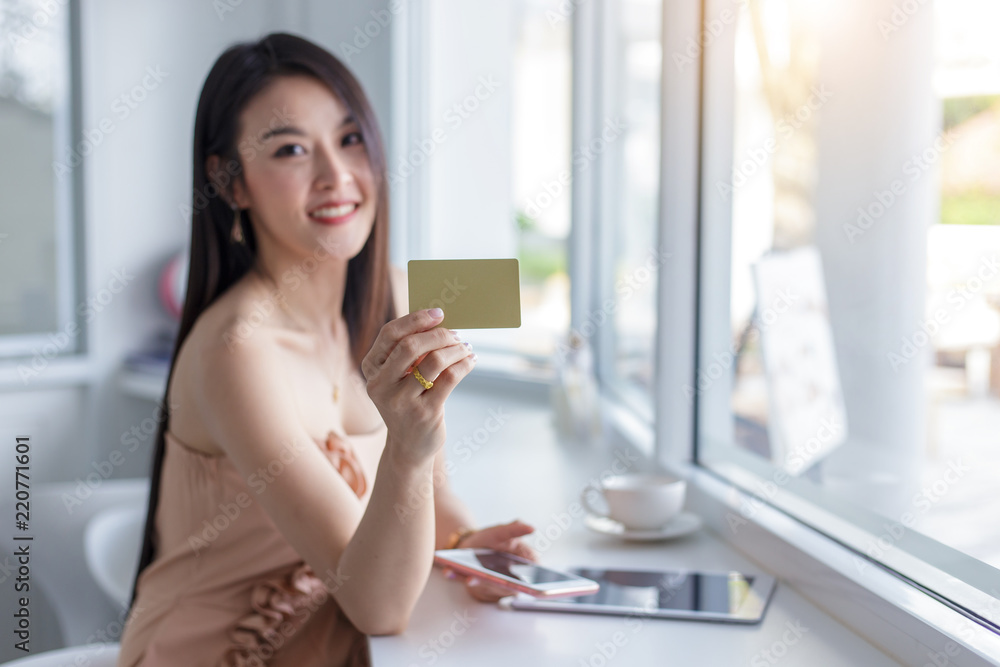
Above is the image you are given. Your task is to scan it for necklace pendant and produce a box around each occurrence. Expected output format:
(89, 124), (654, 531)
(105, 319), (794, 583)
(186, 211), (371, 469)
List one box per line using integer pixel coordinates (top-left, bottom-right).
(333, 384), (340, 402)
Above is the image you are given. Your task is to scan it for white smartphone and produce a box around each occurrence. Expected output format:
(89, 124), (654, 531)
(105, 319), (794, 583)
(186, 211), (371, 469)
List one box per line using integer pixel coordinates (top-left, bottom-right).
(433, 548), (601, 598)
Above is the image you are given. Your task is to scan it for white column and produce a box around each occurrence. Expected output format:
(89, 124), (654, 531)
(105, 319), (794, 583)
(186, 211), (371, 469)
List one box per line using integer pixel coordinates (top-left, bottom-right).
(813, 0), (937, 516)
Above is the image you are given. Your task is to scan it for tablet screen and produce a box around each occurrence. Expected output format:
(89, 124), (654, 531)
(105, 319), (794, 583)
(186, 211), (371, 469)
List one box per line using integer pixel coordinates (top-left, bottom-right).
(564, 568), (755, 614)
(507, 566), (776, 624)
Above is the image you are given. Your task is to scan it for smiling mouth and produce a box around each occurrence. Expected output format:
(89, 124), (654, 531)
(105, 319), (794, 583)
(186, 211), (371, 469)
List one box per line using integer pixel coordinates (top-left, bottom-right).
(308, 203), (359, 224)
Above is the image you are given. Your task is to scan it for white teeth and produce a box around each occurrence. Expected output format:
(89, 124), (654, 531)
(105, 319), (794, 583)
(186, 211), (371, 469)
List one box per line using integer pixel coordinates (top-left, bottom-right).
(310, 203), (356, 218)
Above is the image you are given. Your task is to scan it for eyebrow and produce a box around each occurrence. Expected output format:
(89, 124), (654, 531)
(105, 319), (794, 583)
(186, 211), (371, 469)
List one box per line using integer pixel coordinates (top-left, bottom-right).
(260, 115), (358, 142)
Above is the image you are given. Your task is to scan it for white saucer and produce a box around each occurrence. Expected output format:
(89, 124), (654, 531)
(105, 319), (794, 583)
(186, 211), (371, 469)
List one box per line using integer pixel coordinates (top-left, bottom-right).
(584, 512), (703, 541)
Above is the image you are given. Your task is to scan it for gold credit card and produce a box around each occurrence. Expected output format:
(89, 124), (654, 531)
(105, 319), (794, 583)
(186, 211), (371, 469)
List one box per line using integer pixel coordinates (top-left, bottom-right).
(407, 259), (521, 329)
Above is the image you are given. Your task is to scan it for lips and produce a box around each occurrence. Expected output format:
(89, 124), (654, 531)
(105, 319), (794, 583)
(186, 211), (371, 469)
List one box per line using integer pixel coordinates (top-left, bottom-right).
(308, 202), (359, 225)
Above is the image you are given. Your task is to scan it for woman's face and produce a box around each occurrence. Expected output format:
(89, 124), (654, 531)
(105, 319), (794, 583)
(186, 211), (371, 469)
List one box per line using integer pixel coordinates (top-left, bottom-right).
(227, 74), (377, 263)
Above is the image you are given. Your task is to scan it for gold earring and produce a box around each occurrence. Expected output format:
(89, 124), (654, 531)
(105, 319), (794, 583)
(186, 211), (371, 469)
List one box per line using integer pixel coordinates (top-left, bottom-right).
(231, 206), (245, 244)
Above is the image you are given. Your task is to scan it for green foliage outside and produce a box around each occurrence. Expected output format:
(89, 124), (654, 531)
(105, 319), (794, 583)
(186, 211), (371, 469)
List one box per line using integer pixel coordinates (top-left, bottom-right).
(940, 96), (1000, 226)
(943, 95), (1000, 130)
(514, 208), (566, 283)
(941, 192), (1000, 226)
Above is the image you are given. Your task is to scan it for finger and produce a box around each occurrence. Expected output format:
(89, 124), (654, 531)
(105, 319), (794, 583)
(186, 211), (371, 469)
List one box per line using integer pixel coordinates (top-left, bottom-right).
(382, 328), (460, 381)
(407, 343), (473, 393)
(362, 308), (444, 378)
(467, 577), (514, 603)
(477, 520), (536, 544)
(508, 540), (538, 562)
(421, 353), (478, 409)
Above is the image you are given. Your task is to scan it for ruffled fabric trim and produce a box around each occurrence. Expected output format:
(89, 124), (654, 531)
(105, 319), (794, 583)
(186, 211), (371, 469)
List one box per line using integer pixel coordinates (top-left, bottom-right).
(322, 430), (368, 498)
(220, 563), (330, 666)
(219, 433), (368, 666)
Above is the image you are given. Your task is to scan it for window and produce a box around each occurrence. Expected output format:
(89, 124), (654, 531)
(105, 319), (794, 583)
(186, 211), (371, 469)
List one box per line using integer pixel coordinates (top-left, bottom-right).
(413, 0), (573, 374)
(0, 0), (81, 361)
(407, 0), (663, 418)
(591, 0), (663, 420)
(697, 0), (1000, 623)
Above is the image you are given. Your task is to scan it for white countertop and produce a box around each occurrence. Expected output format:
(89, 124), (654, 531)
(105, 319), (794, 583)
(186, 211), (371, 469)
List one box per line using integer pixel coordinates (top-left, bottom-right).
(369, 382), (901, 666)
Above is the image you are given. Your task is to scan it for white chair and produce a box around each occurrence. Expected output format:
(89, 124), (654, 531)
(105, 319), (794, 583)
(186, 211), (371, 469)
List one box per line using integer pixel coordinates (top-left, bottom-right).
(0, 478), (148, 659)
(84, 505), (146, 608)
(3, 643), (119, 666)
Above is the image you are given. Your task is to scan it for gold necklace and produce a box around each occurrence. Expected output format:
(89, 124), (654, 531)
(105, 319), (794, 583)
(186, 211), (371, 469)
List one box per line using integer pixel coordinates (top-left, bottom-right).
(252, 264), (345, 404)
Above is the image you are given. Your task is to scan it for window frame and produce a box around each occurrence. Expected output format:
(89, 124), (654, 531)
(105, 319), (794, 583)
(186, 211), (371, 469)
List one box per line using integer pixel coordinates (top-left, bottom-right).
(0, 0), (85, 367)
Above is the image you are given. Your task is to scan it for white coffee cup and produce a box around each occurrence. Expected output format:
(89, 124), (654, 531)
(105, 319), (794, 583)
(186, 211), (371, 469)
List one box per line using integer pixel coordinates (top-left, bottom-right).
(581, 473), (686, 530)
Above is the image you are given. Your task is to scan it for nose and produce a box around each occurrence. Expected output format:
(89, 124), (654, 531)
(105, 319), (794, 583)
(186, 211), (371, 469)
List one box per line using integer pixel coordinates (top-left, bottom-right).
(315, 143), (354, 191)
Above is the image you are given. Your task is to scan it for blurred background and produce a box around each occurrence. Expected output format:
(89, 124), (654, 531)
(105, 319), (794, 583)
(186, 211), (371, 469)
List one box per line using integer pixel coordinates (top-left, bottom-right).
(1, 0), (999, 660)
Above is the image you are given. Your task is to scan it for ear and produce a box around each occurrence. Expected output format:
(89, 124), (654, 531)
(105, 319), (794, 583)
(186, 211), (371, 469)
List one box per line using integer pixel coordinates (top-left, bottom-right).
(205, 154), (250, 209)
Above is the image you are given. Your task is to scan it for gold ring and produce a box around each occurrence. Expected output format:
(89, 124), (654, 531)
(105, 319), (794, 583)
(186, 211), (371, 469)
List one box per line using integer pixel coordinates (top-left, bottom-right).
(412, 367), (434, 390)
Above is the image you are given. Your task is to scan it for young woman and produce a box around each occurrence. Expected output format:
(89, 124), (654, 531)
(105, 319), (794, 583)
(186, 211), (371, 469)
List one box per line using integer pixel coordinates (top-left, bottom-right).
(118, 33), (535, 667)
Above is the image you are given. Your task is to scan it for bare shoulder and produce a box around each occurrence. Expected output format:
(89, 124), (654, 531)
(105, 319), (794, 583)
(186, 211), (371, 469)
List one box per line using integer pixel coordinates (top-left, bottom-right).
(389, 263), (408, 319)
(168, 276), (300, 453)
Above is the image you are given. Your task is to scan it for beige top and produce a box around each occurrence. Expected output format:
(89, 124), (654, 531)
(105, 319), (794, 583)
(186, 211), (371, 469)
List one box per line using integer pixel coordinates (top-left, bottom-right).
(117, 426), (383, 666)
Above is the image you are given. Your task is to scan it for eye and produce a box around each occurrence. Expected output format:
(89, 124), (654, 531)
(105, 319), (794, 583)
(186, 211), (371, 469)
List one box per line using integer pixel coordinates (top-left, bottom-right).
(342, 131), (364, 147)
(274, 143), (305, 157)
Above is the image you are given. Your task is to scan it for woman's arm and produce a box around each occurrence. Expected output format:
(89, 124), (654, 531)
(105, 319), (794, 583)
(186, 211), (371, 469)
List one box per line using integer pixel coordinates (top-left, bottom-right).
(198, 309), (473, 635)
(388, 265), (473, 547)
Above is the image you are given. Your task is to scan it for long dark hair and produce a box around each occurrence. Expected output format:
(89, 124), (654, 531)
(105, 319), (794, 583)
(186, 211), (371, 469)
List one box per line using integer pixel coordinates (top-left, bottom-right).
(127, 33), (394, 611)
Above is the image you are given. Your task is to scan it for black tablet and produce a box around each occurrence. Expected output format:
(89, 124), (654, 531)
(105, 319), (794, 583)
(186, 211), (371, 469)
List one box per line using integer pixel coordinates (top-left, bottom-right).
(507, 567), (776, 624)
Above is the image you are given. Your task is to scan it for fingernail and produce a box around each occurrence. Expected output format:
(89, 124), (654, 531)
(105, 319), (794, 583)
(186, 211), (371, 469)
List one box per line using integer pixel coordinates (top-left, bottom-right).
(450, 329), (462, 341)
(428, 308), (444, 318)
(468, 577), (480, 587)
(471, 353), (479, 363)
(463, 341), (473, 351)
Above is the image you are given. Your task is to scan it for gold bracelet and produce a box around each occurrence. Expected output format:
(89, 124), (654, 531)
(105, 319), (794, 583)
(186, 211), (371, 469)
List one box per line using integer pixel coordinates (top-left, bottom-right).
(445, 527), (476, 550)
